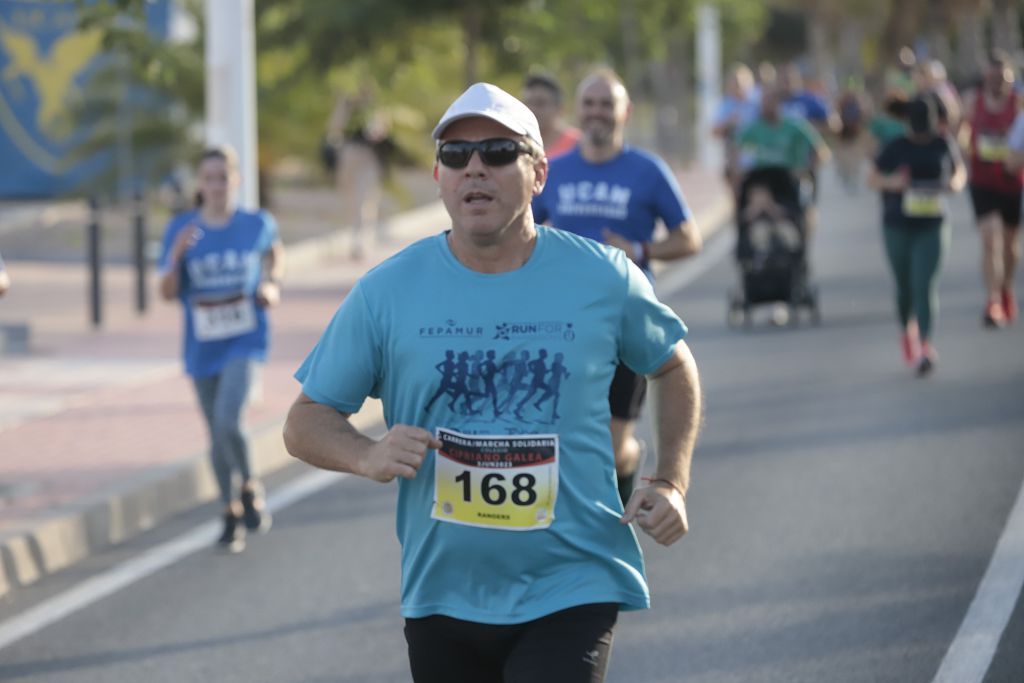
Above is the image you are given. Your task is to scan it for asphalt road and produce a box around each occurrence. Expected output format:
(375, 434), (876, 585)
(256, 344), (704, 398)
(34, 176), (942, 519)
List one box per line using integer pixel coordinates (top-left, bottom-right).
(0, 166), (1022, 682)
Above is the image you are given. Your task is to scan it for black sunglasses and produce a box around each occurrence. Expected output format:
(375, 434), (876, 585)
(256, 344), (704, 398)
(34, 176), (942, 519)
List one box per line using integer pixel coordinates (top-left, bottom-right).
(437, 138), (532, 168)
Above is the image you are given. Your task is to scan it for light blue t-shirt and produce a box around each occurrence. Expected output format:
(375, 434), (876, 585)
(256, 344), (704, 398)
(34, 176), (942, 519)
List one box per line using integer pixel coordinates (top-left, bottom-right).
(532, 147), (691, 273)
(1009, 111), (1024, 151)
(295, 226), (687, 624)
(159, 209), (278, 378)
(713, 95), (760, 135)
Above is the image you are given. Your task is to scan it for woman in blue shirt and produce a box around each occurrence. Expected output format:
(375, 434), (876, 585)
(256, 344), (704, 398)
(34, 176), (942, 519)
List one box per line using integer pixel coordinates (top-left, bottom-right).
(159, 146), (285, 551)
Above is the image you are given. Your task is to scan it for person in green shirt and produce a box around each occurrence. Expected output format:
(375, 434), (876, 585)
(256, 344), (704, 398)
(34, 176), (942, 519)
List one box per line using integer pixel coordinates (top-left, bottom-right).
(736, 86), (830, 238)
(869, 91), (910, 154)
(737, 95), (826, 172)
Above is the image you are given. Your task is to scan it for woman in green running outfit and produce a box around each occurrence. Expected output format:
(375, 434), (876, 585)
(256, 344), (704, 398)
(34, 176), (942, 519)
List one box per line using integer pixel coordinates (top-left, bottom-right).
(868, 97), (966, 376)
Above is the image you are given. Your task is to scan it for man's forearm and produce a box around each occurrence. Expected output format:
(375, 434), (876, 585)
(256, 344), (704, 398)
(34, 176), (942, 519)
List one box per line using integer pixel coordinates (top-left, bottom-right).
(283, 396), (375, 475)
(649, 343), (701, 494)
(650, 223), (702, 261)
(264, 241), (285, 282)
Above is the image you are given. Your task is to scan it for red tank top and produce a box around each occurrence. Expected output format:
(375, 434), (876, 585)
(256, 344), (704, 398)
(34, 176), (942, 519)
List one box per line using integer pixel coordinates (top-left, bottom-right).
(546, 127), (581, 159)
(970, 91), (1023, 193)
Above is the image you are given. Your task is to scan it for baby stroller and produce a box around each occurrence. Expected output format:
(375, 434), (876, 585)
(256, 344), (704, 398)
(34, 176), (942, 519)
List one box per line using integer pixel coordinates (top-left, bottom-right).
(727, 166), (820, 328)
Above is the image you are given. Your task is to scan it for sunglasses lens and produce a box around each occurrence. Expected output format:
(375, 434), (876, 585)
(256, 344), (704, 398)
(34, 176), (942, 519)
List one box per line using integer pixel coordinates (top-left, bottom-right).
(479, 139), (520, 166)
(438, 142), (473, 168)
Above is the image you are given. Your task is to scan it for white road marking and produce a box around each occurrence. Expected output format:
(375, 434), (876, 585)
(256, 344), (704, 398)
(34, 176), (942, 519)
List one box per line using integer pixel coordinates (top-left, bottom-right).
(0, 469), (344, 652)
(931, 479), (1024, 683)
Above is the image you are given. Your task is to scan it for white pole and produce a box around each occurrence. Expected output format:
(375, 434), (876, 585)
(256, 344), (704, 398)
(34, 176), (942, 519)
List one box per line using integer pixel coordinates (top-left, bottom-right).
(204, 0), (259, 209)
(695, 4), (722, 170)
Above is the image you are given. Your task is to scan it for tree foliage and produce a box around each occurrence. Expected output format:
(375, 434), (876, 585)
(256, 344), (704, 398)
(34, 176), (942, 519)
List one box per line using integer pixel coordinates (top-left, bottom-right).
(69, 0), (203, 198)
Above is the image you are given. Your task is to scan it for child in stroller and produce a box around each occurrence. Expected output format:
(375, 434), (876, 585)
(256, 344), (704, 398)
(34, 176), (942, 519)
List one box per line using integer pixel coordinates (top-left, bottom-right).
(728, 166), (820, 327)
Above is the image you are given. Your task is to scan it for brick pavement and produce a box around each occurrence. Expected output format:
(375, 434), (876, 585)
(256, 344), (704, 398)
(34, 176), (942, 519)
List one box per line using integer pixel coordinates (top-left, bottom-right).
(0, 166), (730, 599)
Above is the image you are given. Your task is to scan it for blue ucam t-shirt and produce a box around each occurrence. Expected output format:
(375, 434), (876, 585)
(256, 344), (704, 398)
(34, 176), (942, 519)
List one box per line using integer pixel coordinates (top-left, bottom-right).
(532, 146), (690, 274)
(782, 91), (830, 125)
(295, 226), (687, 624)
(159, 209), (278, 378)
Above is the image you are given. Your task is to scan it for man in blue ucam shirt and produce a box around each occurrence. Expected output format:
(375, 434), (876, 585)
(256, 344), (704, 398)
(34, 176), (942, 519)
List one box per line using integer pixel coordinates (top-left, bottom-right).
(284, 82), (702, 683)
(533, 68), (702, 508)
(778, 63), (835, 134)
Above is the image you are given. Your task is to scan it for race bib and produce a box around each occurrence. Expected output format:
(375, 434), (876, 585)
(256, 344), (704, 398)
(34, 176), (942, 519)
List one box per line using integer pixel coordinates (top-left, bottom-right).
(192, 296), (257, 341)
(977, 134), (1009, 162)
(902, 189), (945, 218)
(432, 428), (558, 531)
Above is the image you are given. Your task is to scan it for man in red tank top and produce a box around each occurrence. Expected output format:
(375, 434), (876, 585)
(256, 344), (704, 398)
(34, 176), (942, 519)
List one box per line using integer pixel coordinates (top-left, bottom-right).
(965, 50), (1022, 327)
(522, 73), (582, 160)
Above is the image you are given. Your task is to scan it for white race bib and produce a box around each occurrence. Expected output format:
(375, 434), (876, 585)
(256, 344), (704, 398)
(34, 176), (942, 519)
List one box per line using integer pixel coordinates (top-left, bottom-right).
(192, 296), (257, 341)
(432, 428), (559, 531)
(902, 189), (945, 218)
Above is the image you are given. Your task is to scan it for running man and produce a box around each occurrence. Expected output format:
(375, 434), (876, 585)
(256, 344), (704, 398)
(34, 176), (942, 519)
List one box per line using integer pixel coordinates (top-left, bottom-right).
(523, 73), (581, 159)
(736, 84), (831, 240)
(963, 50), (1022, 327)
(533, 68), (702, 506)
(284, 82), (701, 682)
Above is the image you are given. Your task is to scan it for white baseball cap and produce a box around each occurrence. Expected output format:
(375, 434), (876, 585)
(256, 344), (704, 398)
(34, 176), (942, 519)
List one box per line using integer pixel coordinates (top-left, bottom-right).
(432, 82), (544, 150)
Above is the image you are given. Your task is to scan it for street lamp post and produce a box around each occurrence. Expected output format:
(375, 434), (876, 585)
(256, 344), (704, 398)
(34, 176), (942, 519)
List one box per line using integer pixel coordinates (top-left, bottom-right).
(696, 3), (722, 171)
(204, 0), (259, 209)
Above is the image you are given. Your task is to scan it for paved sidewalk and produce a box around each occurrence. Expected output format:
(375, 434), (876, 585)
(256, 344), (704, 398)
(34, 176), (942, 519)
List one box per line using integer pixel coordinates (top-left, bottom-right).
(0, 166), (731, 600)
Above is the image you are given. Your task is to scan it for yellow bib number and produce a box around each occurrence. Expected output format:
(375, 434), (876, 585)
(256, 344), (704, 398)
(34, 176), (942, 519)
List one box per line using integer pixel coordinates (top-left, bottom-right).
(902, 190), (944, 218)
(432, 428), (558, 531)
(978, 134), (1009, 163)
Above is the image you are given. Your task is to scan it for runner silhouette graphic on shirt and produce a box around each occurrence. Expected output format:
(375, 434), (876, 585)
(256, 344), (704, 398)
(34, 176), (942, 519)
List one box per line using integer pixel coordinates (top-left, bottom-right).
(469, 349), (502, 417)
(450, 351), (484, 414)
(514, 349), (550, 419)
(499, 350), (531, 413)
(468, 350), (484, 394)
(533, 352), (570, 420)
(424, 350), (458, 412)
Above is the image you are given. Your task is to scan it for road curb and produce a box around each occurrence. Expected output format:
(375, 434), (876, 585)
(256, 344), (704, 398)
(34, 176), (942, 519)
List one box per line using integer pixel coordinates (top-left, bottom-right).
(0, 400), (385, 600)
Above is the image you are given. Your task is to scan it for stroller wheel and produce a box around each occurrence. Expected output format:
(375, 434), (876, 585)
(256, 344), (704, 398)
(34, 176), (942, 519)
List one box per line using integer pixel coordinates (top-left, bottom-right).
(808, 286), (822, 325)
(727, 291), (745, 328)
(788, 303), (801, 328)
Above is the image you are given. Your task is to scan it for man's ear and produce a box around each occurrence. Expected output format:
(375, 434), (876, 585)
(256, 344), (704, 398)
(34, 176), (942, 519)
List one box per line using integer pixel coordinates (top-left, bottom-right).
(433, 163), (439, 182)
(532, 157), (549, 195)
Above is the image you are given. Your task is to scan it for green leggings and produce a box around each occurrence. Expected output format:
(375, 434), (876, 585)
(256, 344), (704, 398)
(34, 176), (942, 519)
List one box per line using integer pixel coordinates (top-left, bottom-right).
(882, 222), (949, 341)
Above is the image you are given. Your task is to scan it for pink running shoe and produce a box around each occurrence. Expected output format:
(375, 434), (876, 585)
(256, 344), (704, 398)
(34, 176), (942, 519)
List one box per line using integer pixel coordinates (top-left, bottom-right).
(983, 300), (1007, 328)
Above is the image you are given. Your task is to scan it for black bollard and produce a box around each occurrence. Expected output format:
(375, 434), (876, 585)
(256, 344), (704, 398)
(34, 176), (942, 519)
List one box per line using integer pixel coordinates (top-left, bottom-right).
(87, 197), (102, 328)
(133, 189), (147, 314)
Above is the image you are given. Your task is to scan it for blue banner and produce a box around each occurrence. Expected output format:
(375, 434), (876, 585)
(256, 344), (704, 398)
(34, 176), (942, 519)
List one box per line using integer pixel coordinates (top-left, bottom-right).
(0, 0), (170, 198)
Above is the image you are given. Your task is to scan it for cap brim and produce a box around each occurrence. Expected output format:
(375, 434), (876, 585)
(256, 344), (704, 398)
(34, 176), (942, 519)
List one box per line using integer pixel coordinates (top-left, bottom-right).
(432, 112), (528, 140)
